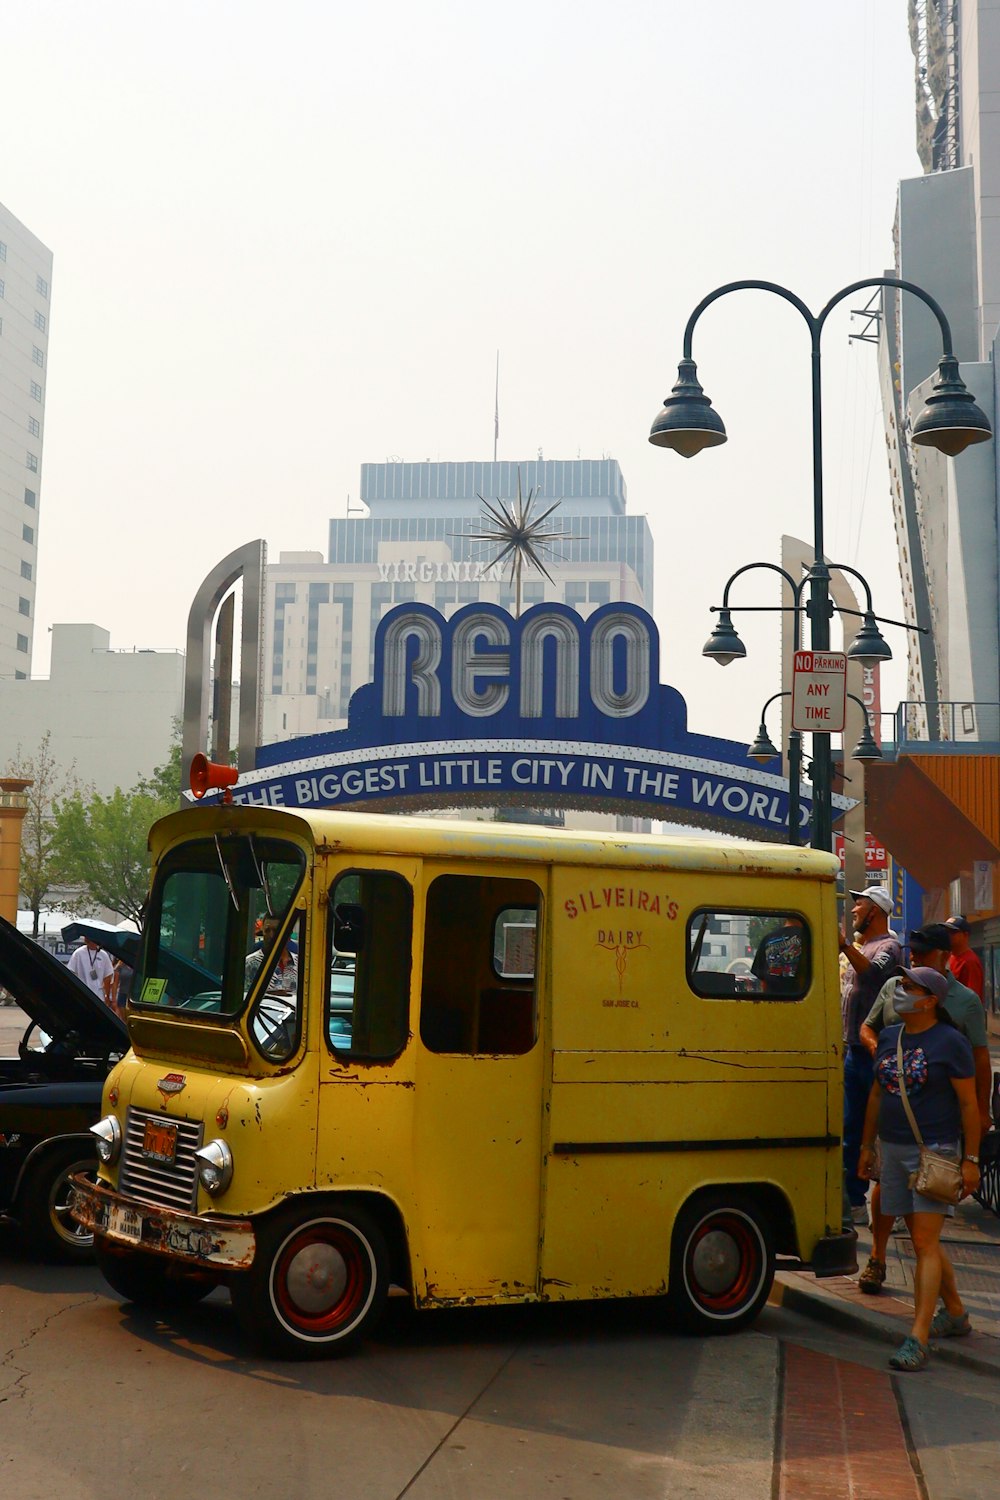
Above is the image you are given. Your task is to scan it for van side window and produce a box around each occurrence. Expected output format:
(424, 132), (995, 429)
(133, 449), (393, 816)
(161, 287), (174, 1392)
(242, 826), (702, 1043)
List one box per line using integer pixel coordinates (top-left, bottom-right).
(421, 875), (540, 1054)
(326, 870), (412, 1059)
(687, 909), (810, 1001)
(493, 907), (536, 979)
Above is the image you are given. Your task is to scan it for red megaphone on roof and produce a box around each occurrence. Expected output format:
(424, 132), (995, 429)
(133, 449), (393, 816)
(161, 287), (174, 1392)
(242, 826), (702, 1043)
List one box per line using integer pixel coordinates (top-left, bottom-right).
(190, 753), (239, 804)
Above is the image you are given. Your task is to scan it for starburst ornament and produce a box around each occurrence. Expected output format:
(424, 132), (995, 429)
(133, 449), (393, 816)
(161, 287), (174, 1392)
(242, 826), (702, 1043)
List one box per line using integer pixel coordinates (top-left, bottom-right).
(464, 469), (580, 617)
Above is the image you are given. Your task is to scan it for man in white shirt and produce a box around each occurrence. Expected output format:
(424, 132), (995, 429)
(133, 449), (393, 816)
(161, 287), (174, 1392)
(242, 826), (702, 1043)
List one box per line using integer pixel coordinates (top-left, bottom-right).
(68, 938), (114, 1006)
(244, 916), (298, 996)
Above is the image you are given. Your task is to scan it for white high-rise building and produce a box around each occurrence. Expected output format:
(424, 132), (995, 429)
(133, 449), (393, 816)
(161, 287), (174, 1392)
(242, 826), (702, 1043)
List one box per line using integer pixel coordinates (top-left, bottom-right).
(262, 459), (653, 744)
(878, 2), (1000, 724)
(0, 203), (52, 679)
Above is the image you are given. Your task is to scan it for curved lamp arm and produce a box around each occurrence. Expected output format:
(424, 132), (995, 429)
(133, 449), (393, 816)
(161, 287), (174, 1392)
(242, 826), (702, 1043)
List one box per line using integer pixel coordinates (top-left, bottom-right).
(719, 560), (802, 608)
(758, 689), (790, 720)
(847, 690), (875, 724)
(682, 276), (956, 361)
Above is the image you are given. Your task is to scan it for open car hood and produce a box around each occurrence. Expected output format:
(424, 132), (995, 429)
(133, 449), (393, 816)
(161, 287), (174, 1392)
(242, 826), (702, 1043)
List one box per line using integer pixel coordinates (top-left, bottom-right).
(0, 915), (128, 1054)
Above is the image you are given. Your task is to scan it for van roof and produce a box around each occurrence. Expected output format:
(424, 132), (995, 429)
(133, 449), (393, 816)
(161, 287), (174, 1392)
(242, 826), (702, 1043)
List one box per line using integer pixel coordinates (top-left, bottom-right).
(155, 806), (840, 881)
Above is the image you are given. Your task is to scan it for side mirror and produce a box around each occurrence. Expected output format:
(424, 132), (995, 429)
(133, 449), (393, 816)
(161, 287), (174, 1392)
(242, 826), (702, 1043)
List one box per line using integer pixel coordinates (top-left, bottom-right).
(333, 903), (366, 954)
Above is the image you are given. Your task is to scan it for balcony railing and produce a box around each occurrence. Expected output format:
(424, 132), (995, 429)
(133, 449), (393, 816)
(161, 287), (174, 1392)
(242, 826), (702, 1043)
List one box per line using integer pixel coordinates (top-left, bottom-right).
(894, 700), (1000, 746)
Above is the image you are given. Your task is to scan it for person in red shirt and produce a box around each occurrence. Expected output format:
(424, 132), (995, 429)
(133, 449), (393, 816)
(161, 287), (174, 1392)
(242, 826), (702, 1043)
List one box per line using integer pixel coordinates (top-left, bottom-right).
(945, 915), (984, 1001)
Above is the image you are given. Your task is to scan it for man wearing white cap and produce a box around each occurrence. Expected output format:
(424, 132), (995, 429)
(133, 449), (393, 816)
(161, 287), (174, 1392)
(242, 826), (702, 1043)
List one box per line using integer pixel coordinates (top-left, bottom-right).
(838, 887), (901, 1222)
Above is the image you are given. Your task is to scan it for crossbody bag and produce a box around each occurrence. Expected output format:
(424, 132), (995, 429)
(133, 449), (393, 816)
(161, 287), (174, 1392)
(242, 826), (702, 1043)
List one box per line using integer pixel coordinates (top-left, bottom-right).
(895, 1029), (963, 1205)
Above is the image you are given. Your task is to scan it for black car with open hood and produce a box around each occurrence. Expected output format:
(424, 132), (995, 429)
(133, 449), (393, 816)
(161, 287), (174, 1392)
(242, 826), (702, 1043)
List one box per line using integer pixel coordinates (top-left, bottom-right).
(0, 914), (127, 1260)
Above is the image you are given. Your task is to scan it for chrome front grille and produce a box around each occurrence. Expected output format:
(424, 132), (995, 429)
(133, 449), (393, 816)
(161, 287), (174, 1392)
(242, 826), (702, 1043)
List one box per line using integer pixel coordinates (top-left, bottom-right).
(119, 1107), (204, 1212)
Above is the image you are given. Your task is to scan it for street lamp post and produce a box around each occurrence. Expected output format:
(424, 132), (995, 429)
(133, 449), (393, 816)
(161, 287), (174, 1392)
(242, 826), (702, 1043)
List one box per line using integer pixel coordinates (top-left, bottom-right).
(710, 559), (889, 845)
(746, 691), (803, 846)
(650, 276), (993, 852)
(748, 688), (880, 846)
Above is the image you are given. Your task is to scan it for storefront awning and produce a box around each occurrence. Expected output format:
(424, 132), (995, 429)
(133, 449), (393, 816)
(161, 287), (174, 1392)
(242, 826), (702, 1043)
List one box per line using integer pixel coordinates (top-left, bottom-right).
(865, 753), (1000, 890)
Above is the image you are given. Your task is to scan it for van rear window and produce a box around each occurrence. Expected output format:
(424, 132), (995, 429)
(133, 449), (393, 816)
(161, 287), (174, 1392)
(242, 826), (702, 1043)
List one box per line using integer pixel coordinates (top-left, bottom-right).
(687, 909), (809, 1001)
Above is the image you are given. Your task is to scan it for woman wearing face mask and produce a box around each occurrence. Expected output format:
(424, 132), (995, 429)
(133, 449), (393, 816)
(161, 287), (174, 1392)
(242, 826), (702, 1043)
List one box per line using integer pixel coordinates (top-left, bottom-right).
(858, 966), (981, 1371)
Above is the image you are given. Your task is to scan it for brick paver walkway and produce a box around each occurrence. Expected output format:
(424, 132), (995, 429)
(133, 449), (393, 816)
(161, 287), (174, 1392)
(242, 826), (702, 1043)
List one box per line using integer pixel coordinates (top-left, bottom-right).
(779, 1344), (920, 1500)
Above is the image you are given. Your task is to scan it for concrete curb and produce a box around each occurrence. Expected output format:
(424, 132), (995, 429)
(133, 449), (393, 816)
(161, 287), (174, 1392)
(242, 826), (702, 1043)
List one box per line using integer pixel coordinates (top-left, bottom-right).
(773, 1272), (1000, 1379)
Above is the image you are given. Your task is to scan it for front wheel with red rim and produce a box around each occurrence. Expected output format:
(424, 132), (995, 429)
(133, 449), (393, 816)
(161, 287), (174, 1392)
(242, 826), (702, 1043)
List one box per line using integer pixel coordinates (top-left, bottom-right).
(231, 1205), (389, 1359)
(667, 1192), (775, 1334)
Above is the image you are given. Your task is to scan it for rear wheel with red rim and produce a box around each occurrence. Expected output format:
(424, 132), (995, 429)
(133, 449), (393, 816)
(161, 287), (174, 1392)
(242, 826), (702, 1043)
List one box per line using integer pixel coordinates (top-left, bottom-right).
(667, 1192), (774, 1334)
(232, 1204), (389, 1358)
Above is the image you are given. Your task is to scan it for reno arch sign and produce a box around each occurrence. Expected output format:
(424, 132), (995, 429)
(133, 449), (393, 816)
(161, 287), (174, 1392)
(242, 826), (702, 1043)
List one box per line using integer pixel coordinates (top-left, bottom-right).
(379, 605), (651, 722)
(192, 602), (853, 839)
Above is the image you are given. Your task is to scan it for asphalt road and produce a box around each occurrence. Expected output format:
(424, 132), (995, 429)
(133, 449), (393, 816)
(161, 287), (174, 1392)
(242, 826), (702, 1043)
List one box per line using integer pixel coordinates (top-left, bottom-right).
(0, 1004), (31, 1053)
(5, 1002), (1000, 1498)
(2, 1228), (999, 1500)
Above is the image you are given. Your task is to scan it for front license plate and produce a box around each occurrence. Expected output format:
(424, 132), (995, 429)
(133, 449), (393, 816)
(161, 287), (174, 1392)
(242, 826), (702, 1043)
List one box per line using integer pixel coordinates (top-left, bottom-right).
(142, 1118), (177, 1164)
(108, 1203), (142, 1243)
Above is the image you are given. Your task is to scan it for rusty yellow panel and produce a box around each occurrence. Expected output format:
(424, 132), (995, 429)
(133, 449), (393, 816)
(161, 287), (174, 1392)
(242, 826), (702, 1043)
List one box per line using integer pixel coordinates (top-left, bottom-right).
(407, 1049), (544, 1304)
(400, 859), (547, 1304)
(547, 1079), (827, 1145)
(550, 867), (837, 1055)
(101, 1053), (320, 1213)
(540, 1147), (833, 1300)
(551, 1051), (832, 1084)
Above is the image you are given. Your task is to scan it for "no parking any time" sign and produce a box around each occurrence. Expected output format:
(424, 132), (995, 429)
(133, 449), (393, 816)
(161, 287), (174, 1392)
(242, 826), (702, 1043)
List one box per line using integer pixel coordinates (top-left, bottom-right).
(791, 650), (847, 733)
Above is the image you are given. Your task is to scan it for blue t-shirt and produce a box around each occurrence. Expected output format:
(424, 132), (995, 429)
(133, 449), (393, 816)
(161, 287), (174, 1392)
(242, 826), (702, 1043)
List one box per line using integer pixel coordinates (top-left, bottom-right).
(874, 1021), (974, 1145)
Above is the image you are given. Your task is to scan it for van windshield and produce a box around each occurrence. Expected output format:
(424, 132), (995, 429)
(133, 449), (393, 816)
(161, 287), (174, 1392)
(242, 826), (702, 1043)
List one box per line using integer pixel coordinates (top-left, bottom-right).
(134, 835), (306, 1022)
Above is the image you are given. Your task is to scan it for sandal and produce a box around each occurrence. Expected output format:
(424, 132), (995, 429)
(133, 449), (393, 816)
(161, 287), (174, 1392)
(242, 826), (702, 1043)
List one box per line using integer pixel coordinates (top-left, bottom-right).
(889, 1336), (928, 1372)
(858, 1257), (886, 1295)
(930, 1307), (971, 1339)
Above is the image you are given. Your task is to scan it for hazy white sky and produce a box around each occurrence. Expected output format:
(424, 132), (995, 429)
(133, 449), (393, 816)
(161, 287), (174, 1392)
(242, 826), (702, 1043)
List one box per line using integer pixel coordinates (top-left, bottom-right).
(4, 0), (922, 744)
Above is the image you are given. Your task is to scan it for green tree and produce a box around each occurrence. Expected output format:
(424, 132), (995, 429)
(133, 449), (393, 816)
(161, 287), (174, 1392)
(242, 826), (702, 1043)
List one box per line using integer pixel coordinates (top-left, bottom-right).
(747, 914), (784, 953)
(52, 739), (182, 924)
(138, 731), (182, 805)
(53, 786), (172, 924)
(5, 732), (80, 936)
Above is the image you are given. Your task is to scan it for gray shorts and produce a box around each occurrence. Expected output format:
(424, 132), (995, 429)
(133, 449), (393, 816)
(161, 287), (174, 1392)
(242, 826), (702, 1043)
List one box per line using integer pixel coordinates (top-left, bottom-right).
(878, 1138), (961, 1218)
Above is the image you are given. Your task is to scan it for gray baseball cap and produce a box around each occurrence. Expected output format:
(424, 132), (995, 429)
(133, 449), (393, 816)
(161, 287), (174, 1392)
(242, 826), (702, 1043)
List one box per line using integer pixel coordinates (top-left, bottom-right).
(897, 965), (948, 1001)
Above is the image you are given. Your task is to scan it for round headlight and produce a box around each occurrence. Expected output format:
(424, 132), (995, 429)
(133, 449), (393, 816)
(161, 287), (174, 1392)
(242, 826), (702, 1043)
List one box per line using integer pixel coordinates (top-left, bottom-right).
(90, 1115), (122, 1165)
(194, 1139), (234, 1196)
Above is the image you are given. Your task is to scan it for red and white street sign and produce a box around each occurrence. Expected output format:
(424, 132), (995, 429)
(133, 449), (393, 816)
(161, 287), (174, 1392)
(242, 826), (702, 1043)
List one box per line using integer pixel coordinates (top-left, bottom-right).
(834, 832), (888, 871)
(791, 649), (847, 733)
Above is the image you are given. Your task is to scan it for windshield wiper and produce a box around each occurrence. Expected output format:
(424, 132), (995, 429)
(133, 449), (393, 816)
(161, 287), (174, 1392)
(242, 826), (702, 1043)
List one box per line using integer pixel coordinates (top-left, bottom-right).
(248, 835), (274, 916)
(213, 834), (240, 911)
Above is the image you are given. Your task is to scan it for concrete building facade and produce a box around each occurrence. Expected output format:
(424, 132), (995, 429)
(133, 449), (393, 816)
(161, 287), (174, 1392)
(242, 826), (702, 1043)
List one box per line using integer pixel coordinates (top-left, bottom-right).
(0, 202), (52, 680)
(867, 2), (1000, 1004)
(0, 624), (184, 794)
(880, 5), (1000, 727)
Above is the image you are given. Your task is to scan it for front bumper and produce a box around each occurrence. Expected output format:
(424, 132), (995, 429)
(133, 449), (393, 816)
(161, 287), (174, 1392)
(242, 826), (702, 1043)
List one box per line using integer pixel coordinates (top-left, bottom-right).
(804, 1228), (858, 1279)
(70, 1174), (256, 1270)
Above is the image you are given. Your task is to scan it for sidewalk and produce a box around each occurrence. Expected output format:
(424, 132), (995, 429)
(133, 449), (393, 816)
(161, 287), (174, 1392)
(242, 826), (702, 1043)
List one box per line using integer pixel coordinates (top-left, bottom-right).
(775, 1191), (1000, 1377)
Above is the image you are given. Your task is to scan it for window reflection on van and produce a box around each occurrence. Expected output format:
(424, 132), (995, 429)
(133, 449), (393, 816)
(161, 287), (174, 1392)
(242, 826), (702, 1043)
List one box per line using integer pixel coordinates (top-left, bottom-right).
(422, 876), (539, 1055)
(326, 870), (412, 1059)
(688, 909), (809, 1001)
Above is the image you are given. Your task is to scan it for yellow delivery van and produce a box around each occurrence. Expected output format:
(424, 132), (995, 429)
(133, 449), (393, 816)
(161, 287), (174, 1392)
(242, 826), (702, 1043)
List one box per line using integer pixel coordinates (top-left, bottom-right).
(72, 797), (855, 1358)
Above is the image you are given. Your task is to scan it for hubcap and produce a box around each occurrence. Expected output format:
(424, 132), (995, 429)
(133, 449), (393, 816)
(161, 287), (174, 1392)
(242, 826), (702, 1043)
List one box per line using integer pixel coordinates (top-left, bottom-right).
(52, 1166), (94, 1247)
(284, 1242), (348, 1316)
(271, 1220), (377, 1338)
(690, 1227), (740, 1295)
(685, 1210), (763, 1315)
